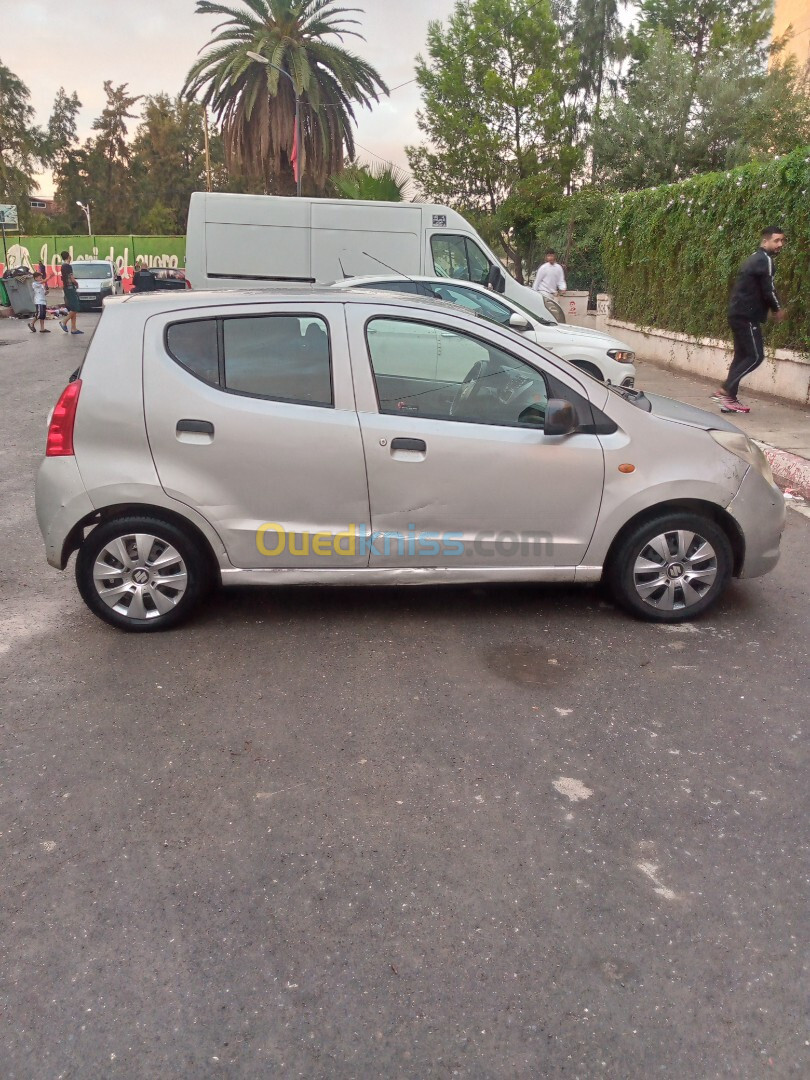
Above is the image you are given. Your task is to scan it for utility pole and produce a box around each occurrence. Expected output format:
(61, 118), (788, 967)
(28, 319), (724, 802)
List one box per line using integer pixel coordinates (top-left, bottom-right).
(203, 108), (212, 192)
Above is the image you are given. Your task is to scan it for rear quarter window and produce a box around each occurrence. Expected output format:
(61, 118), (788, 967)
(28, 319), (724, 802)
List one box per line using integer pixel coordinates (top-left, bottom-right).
(165, 319), (220, 385)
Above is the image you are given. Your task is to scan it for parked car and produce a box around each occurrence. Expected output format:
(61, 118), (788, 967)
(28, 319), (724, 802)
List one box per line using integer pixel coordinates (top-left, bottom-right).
(70, 259), (123, 310)
(337, 275), (636, 386)
(132, 266), (190, 293)
(35, 288), (784, 632)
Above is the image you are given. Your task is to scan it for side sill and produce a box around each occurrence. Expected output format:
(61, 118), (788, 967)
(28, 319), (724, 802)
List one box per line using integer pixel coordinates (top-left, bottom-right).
(219, 565), (603, 587)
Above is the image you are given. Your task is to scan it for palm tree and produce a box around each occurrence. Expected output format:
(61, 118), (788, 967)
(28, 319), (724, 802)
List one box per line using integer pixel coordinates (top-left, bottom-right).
(183, 0), (388, 193)
(331, 161), (411, 201)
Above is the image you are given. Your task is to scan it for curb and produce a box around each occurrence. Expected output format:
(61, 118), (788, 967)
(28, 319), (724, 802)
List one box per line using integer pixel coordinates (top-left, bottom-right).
(755, 442), (810, 501)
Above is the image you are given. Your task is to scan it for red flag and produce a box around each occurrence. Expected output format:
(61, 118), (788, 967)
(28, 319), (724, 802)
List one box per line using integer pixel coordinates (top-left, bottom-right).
(291, 122), (300, 183)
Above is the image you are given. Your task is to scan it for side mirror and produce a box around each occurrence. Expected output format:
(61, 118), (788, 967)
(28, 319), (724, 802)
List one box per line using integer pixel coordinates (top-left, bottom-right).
(509, 311), (530, 331)
(543, 398), (578, 437)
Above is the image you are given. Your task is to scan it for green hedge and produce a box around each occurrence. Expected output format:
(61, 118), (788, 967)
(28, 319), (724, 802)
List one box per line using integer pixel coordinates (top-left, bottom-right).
(601, 147), (810, 354)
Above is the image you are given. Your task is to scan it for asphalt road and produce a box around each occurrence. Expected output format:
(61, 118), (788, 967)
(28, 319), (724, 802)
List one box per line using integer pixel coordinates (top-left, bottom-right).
(1, 313), (808, 1078)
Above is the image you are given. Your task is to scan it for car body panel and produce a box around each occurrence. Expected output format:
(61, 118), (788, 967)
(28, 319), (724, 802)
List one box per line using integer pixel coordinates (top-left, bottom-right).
(727, 466), (785, 577)
(141, 301), (371, 569)
(345, 301), (606, 567)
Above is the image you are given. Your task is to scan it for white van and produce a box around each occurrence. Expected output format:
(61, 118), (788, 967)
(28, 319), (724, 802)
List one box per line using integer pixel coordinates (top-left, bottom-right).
(185, 191), (568, 324)
(71, 259), (124, 310)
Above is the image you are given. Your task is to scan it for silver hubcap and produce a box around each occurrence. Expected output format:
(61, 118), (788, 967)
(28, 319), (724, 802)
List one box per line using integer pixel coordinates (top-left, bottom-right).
(92, 532), (188, 619)
(633, 529), (718, 611)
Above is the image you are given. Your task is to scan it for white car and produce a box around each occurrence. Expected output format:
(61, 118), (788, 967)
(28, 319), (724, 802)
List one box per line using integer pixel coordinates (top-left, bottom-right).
(71, 259), (124, 310)
(338, 275), (636, 386)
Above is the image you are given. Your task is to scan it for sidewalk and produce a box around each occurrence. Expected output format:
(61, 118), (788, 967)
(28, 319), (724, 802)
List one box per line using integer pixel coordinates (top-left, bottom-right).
(635, 358), (810, 498)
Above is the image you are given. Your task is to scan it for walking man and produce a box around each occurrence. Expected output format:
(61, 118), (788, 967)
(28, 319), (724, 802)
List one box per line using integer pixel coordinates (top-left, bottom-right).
(713, 226), (786, 413)
(58, 251), (83, 335)
(531, 249), (567, 297)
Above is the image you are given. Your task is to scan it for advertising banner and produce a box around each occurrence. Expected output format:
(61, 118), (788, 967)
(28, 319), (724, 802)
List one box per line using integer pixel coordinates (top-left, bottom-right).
(0, 236), (186, 289)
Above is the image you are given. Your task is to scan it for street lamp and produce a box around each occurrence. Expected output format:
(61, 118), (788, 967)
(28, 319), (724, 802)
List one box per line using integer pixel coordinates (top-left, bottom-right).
(247, 50), (302, 196)
(76, 200), (92, 236)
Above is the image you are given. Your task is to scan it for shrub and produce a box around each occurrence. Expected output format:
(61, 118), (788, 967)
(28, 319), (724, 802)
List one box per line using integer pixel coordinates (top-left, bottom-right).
(601, 146), (810, 353)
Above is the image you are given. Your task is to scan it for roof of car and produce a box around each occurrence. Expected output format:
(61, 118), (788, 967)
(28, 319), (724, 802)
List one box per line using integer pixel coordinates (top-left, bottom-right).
(117, 285), (467, 315)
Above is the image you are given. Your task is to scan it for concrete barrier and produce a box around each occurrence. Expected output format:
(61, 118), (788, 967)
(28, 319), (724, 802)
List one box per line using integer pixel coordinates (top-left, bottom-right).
(568, 308), (810, 407)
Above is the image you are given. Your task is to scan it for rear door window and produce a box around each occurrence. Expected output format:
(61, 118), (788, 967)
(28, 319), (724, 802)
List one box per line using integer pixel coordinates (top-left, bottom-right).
(223, 315), (332, 406)
(164, 313), (333, 406)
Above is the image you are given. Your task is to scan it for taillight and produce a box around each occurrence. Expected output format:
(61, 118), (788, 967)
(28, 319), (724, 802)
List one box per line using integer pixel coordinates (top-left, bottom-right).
(184, 277), (193, 289)
(46, 380), (82, 456)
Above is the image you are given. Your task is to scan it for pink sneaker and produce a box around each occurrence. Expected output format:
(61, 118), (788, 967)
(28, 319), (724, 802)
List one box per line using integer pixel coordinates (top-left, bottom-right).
(718, 395), (750, 414)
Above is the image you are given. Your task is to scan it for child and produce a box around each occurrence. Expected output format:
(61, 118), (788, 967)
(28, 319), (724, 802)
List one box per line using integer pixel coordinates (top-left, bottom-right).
(28, 271), (51, 333)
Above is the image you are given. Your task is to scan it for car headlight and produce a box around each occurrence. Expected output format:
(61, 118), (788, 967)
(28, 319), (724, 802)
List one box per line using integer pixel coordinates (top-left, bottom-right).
(100, 282), (113, 291)
(607, 349), (635, 363)
(710, 430), (774, 484)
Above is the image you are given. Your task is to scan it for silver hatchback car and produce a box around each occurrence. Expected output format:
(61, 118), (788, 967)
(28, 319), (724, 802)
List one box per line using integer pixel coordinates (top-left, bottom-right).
(35, 289), (784, 632)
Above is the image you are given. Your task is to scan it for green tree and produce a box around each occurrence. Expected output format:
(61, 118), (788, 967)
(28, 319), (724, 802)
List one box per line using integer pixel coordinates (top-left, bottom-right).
(182, 0), (388, 194)
(594, 25), (810, 188)
(570, 0), (624, 178)
(0, 60), (45, 232)
(45, 87), (82, 168)
(131, 94), (223, 232)
(406, 0), (578, 280)
(331, 160), (410, 200)
(53, 81), (142, 233)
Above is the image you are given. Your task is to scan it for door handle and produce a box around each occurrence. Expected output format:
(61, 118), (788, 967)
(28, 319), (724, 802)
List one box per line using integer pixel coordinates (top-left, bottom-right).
(390, 437), (426, 452)
(176, 419), (214, 435)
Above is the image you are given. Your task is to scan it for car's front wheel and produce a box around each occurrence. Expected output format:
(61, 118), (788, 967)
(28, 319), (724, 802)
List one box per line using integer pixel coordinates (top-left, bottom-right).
(607, 513), (732, 622)
(76, 515), (209, 632)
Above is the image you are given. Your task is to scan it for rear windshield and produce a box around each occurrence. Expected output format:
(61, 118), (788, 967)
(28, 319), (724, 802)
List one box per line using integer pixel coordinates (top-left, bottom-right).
(72, 262), (113, 280)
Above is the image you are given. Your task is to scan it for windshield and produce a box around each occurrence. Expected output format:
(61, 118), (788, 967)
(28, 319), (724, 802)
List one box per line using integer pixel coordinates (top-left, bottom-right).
(72, 262), (113, 280)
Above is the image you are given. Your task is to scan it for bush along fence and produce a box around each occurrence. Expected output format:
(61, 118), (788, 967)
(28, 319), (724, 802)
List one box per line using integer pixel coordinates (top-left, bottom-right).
(0, 236), (186, 291)
(600, 146), (810, 355)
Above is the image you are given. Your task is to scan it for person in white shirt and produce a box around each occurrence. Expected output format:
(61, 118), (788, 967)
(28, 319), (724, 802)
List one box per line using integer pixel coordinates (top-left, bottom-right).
(28, 271), (51, 333)
(532, 249), (567, 296)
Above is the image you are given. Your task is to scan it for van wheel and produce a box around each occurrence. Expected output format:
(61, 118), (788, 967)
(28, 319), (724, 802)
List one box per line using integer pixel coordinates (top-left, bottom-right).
(607, 513), (732, 622)
(571, 360), (604, 382)
(76, 515), (207, 632)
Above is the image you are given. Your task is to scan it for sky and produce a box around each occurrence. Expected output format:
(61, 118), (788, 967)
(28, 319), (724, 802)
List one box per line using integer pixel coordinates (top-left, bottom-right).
(5, 0), (457, 197)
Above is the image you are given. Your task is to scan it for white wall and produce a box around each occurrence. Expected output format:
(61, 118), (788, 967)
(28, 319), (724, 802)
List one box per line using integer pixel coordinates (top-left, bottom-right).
(568, 299), (810, 407)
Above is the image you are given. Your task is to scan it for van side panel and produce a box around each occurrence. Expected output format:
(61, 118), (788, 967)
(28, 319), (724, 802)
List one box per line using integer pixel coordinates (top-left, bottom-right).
(196, 193), (313, 282)
(309, 202), (422, 281)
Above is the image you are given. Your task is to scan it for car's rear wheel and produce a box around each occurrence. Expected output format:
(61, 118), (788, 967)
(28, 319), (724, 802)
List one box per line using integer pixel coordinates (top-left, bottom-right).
(76, 515), (208, 632)
(571, 359), (604, 382)
(607, 513), (732, 622)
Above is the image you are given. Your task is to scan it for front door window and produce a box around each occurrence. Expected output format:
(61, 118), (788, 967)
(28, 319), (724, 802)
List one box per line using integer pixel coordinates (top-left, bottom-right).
(366, 317), (548, 428)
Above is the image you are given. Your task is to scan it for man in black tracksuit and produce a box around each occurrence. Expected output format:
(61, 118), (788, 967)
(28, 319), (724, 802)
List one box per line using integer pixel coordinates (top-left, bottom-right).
(713, 226), (786, 413)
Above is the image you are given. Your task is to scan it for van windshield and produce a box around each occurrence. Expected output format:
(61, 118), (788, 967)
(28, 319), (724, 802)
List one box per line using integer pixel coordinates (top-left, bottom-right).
(72, 262), (113, 280)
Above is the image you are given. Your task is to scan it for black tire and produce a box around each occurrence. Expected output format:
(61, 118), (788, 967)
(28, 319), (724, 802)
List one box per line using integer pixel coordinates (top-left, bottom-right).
(76, 514), (209, 632)
(607, 512), (732, 622)
(571, 360), (604, 382)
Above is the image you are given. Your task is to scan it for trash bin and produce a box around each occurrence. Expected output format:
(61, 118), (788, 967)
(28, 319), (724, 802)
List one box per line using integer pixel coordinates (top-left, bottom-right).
(0, 279), (9, 307)
(3, 268), (36, 317)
